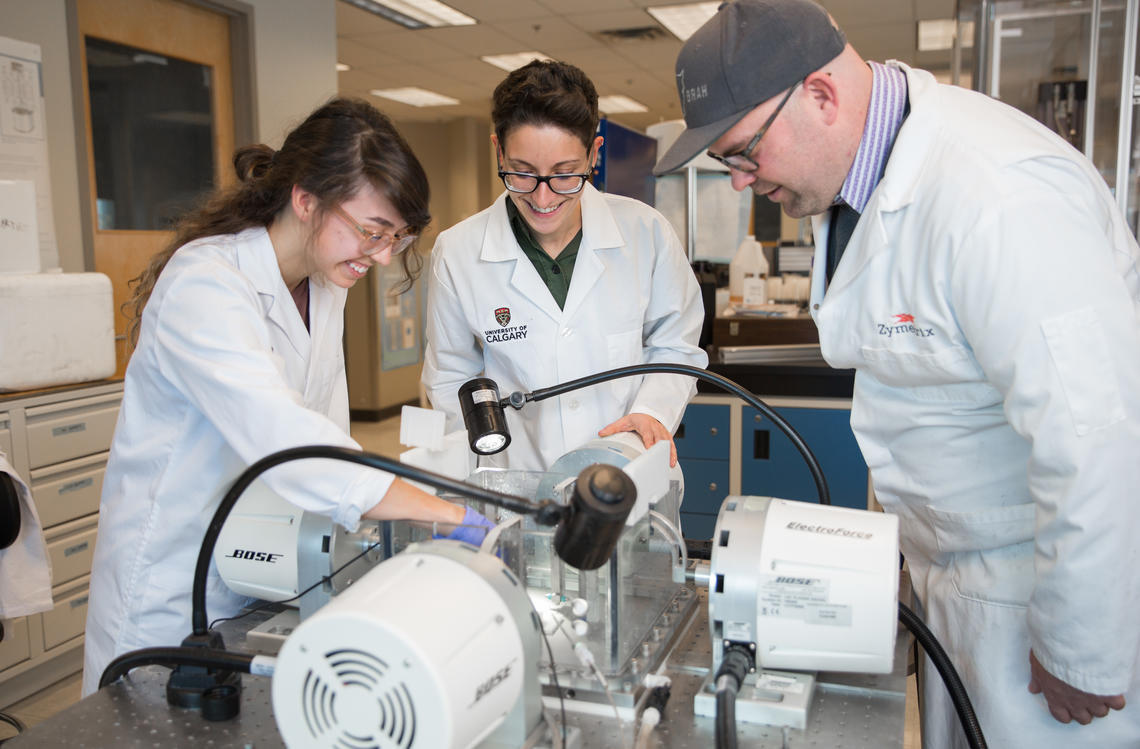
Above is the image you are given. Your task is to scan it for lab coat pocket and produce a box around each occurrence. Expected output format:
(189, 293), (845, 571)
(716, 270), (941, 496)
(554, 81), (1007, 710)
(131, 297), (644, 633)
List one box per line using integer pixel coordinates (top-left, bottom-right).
(1041, 306), (1126, 436)
(949, 543), (1034, 608)
(925, 502), (1035, 553)
(861, 345), (1000, 404)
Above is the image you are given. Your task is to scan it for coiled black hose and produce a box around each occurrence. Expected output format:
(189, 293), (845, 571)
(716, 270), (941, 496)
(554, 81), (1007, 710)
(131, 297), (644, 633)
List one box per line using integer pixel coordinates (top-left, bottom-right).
(100, 647), (255, 689)
(899, 602), (988, 749)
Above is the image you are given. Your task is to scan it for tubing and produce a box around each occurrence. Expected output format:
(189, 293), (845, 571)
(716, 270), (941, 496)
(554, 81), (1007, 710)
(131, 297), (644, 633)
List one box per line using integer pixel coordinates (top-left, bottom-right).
(100, 646), (254, 689)
(899, 602), (988, 749)
(523, 363), (831, 505)
(714, 678), (739, 749)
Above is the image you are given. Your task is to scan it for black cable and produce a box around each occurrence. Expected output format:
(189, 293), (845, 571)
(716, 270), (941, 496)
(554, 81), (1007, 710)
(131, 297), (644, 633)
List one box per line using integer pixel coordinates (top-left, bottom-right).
(715, 687), (737, 749)
(99, 647), (255, 689)
(899, 602), (988, 749)
(712, 645), (752, 749)
(518, 363), (831, 505)
(208, 540), (383, 631)
(0, 710), (25, 745)
(192, 446), (566, 636)
(526, 596), (567, 745)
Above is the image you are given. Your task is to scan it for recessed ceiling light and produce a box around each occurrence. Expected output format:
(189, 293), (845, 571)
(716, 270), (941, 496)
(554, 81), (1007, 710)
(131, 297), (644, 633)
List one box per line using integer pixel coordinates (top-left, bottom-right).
(370, 87), (460, 107)
(647, 2), (720, 42)
(598, 95), (648, 113)
(338, 0), (475, 29)
(480, 52), (552, 72)
(918, 19), (974, 51)
(336, 62), (351, 72)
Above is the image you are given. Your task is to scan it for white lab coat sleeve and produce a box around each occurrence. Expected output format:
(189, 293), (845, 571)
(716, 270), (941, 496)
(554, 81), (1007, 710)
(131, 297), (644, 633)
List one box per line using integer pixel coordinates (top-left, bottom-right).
(949, 183), (1140, 695)
(151, 262), (393, 532)
(0, 456), (52, 618)
(628, 214), (708, 432)
(422, 238), (485, 432)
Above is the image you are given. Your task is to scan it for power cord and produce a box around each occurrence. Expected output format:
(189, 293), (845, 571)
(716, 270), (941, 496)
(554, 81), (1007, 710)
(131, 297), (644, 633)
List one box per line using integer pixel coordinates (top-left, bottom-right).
(207, 539), (382, 630)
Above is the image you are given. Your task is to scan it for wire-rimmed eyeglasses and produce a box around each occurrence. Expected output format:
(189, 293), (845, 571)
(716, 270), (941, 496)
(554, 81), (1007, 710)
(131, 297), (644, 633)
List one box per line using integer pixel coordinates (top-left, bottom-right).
(332, 205), (417, 257)
(707, 81), (802, 172)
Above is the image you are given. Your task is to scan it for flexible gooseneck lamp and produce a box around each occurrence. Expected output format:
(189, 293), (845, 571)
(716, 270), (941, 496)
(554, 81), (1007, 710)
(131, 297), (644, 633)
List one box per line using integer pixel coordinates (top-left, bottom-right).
(459, 363), (832, 505)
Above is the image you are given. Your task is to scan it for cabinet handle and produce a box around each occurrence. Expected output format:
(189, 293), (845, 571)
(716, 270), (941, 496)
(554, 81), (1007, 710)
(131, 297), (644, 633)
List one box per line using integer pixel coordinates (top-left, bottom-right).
(754, 414), (763, 423)
(709, 427), (717, 436)
(708, 482), (718, 492)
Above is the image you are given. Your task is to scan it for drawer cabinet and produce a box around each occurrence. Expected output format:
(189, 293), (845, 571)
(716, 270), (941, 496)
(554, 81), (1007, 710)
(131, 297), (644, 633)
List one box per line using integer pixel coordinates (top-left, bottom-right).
(30, 453), (107, 529)
(674, 394), (872, 541)
(25, 393), (120, 469)
(42, 576), (91, 651)
(0, 381), (121, 708)
(45, 518), (98, 587)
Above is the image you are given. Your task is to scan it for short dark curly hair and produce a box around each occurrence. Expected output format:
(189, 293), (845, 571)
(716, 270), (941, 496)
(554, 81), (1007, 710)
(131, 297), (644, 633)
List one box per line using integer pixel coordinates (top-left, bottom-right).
(491, 60), (599, 149)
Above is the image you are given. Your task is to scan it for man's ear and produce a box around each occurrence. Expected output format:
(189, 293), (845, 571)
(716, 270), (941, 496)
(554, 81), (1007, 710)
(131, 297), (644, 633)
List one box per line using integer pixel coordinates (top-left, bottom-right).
(802, 71), (840, 126)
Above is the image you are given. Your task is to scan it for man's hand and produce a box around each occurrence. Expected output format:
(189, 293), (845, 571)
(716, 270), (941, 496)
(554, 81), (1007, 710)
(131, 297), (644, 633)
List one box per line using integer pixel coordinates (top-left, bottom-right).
(1028, 650), (1126, 724)
(598, 413), (677, 467)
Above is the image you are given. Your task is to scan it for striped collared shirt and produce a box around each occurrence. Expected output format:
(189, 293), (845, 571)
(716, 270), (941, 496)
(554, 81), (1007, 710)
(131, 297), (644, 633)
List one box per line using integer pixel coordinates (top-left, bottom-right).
(836, 61), (908, 213)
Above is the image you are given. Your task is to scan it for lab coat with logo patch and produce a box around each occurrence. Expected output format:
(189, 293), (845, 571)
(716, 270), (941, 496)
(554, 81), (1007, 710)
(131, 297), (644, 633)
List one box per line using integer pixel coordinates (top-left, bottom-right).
(423, 185), (707, 471)
(82, 228), (394, 696)
(810, 63), (1140, 748)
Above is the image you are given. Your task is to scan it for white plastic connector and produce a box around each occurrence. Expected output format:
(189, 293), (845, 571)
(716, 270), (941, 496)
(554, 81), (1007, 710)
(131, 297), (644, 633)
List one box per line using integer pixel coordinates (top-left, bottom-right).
(572, 619), (589, 637)
(571, 598), (589, 617)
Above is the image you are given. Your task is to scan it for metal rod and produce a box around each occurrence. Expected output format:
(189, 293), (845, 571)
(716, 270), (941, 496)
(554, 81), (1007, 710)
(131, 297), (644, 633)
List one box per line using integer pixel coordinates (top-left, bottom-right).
(685, 166), (698, 263)
(1116, 0), (1140, 219)
(1085, 0), (1102, 160)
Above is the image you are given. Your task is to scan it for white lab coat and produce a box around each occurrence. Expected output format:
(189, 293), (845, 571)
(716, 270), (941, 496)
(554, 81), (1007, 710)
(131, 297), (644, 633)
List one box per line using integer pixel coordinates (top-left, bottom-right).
(82, 227), (395, 696)
(423, 185), (707, 471)
(810, 63), (1140, 748)
(0, 454), (52, 618)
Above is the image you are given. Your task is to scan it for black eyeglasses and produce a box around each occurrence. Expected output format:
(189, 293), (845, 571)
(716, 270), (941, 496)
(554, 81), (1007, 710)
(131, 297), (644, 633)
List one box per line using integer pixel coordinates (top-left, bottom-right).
(332, 205), (417, 256)
(497, 169), (593, 195)
(707, 81), (802, 172)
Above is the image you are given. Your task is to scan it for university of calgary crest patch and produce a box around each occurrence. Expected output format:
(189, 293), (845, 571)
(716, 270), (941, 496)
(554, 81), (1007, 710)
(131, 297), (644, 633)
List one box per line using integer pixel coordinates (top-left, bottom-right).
(495, 307), (511, 327)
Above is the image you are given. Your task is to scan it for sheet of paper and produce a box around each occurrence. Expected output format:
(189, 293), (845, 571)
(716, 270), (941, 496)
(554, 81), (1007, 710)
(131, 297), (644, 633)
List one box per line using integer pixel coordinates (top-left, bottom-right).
(0, 36), (59, 270)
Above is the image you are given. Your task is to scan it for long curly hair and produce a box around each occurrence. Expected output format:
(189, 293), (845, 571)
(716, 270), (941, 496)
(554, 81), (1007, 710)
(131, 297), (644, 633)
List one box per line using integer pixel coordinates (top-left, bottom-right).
(125, 97), (430, 345)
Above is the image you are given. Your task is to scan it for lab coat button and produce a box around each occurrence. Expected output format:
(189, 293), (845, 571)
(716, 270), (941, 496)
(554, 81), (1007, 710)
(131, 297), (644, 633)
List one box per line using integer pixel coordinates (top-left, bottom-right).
(812, 304), (820, 311)
(569, 399), (580, 410)
(561, 328), (572, 337)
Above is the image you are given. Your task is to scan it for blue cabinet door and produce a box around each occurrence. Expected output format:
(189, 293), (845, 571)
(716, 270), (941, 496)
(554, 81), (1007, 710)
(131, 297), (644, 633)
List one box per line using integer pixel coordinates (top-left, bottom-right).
(739, 406), (868, 509)
(678, 456), (729, 539)
(674, 403), (730, 460)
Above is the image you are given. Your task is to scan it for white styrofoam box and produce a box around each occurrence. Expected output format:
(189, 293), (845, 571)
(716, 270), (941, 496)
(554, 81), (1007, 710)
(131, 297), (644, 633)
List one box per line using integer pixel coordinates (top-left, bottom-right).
(0, 273), (115, 392)
(0, 180), (41, 274)
(399, 404), (445, 450)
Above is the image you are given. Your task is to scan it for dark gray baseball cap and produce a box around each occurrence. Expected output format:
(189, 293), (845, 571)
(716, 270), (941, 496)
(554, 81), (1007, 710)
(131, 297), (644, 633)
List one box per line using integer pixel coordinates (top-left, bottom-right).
(653, 0), (847, 176)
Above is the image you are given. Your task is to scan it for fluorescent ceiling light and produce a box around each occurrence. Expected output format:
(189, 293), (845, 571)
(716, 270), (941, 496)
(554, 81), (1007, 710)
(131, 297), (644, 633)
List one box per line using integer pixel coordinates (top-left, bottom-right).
(598, 95), (648, 113)
(338, 0), (475, 29)
(336, 62), (351, 72)
(918, 19), (974, 51)
(370, 87), (460, 107)
(480, 51), (551, 72)
(647, 2), (720, 41)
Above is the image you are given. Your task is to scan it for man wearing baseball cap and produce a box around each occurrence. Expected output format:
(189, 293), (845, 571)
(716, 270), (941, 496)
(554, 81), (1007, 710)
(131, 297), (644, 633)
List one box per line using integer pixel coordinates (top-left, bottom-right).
(659, 2), (1140, 748)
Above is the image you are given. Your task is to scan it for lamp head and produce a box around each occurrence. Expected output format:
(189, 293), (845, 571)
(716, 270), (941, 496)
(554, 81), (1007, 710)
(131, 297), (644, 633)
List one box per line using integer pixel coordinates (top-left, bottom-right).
(458, 378), (511, 455)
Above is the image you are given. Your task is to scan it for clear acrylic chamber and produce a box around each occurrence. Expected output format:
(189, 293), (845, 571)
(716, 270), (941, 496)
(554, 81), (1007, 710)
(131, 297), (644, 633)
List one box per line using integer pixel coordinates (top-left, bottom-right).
(384, 467), (697, 707)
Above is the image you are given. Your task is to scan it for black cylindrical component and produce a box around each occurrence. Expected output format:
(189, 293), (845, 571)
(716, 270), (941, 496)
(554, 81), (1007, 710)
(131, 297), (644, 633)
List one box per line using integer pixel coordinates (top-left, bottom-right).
(553, 464), (636, 571)
(458, 378), (511, 455)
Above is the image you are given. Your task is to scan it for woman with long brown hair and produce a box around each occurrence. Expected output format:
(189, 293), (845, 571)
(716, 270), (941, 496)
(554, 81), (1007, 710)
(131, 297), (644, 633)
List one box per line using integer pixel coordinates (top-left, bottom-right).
(82, 98), (490, 696)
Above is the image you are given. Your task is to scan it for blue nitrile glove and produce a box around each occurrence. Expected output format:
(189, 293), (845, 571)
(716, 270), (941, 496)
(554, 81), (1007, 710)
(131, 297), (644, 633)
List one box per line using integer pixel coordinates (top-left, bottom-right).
(435, 506), (495, 546)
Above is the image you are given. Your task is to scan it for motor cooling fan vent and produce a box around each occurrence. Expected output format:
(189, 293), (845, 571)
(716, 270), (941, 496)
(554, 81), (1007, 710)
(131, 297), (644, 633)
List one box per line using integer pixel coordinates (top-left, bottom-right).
(300, 647), (418, 748)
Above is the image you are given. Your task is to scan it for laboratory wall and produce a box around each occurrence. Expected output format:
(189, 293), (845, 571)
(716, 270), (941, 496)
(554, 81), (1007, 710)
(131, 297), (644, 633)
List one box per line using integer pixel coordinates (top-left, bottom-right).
(0, 0), (338, 273)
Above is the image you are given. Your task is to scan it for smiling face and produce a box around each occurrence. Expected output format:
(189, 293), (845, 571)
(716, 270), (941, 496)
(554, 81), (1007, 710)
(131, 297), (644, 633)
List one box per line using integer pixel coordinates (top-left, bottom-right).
(309, 182), (408, 289)
(495, 124), (601, 254)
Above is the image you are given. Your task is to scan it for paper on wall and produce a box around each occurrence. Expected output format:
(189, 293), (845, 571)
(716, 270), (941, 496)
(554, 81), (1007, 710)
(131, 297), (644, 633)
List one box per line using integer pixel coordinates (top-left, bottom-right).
(0, 179), (40, 273)
(0, 36), (59, 271)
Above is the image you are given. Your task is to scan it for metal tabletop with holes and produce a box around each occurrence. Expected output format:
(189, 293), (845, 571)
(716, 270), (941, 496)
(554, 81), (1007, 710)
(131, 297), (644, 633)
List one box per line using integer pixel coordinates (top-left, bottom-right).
(8, 593), (910, 748)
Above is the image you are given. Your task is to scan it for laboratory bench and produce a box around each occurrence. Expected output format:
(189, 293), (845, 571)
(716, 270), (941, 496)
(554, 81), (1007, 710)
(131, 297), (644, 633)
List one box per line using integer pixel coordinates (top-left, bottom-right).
(7, 586), (912, 749)
(0, 379), (123, 708)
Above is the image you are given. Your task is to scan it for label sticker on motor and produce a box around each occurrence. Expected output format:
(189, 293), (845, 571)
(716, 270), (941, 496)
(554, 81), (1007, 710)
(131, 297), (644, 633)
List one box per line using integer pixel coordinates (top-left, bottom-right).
(754, 672), (807, 695)
(756, 574), (852, 626)
(471, 389), (497, 404)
